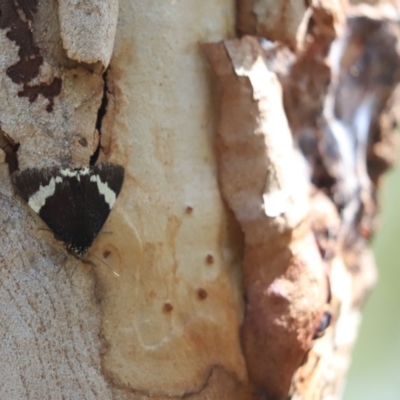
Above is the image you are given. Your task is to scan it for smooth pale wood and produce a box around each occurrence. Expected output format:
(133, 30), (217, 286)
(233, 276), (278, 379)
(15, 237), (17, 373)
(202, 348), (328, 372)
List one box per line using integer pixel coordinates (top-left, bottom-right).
(97, 1), (250, 397)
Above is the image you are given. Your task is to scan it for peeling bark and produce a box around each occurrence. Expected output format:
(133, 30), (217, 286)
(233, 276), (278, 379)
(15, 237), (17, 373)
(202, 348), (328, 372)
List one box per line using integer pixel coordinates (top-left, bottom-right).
(206, 2), (400, 399)
(204, 37), (328, 400)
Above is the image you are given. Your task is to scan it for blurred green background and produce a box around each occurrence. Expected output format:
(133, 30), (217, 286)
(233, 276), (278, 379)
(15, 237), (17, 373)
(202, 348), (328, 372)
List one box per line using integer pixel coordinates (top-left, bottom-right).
(344, 156), (400, 399)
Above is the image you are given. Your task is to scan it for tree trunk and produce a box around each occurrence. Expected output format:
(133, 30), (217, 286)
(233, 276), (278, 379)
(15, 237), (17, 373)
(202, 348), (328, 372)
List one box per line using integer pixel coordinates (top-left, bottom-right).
(0, 1), (399, 399)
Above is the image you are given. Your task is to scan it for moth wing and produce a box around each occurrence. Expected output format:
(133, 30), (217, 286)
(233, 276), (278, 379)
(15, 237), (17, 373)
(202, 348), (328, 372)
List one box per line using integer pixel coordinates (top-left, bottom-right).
(92, 163), (125, 198)
(12, 163), (124, 256)
(80, 163), (125, 244)
(12, 167), (61, 204)
(12, 167), (87, 250)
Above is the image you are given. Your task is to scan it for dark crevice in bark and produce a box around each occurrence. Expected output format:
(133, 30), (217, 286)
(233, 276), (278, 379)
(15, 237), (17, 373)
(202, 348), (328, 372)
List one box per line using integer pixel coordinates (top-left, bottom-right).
(90, 69), (109, 165)
(0, 127), (19, 174)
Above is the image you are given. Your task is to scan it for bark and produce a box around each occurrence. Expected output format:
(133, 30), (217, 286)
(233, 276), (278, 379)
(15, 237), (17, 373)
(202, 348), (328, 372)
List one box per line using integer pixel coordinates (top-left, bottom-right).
(0, 1), (399, 400)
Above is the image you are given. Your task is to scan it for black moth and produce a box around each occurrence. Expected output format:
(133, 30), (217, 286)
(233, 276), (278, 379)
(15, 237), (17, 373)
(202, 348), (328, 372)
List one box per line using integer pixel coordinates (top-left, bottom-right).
(12, 163), (124, 258)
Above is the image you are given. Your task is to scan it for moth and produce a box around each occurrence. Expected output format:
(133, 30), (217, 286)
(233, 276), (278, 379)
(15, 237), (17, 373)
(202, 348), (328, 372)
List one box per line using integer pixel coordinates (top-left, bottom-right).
(12, 163), (124, 259)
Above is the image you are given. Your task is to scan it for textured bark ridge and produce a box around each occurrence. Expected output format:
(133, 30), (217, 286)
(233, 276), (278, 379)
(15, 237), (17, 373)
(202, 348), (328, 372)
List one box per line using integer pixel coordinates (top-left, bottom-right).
(0, 1), (121, 399)
(0, 0), (118, 169)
